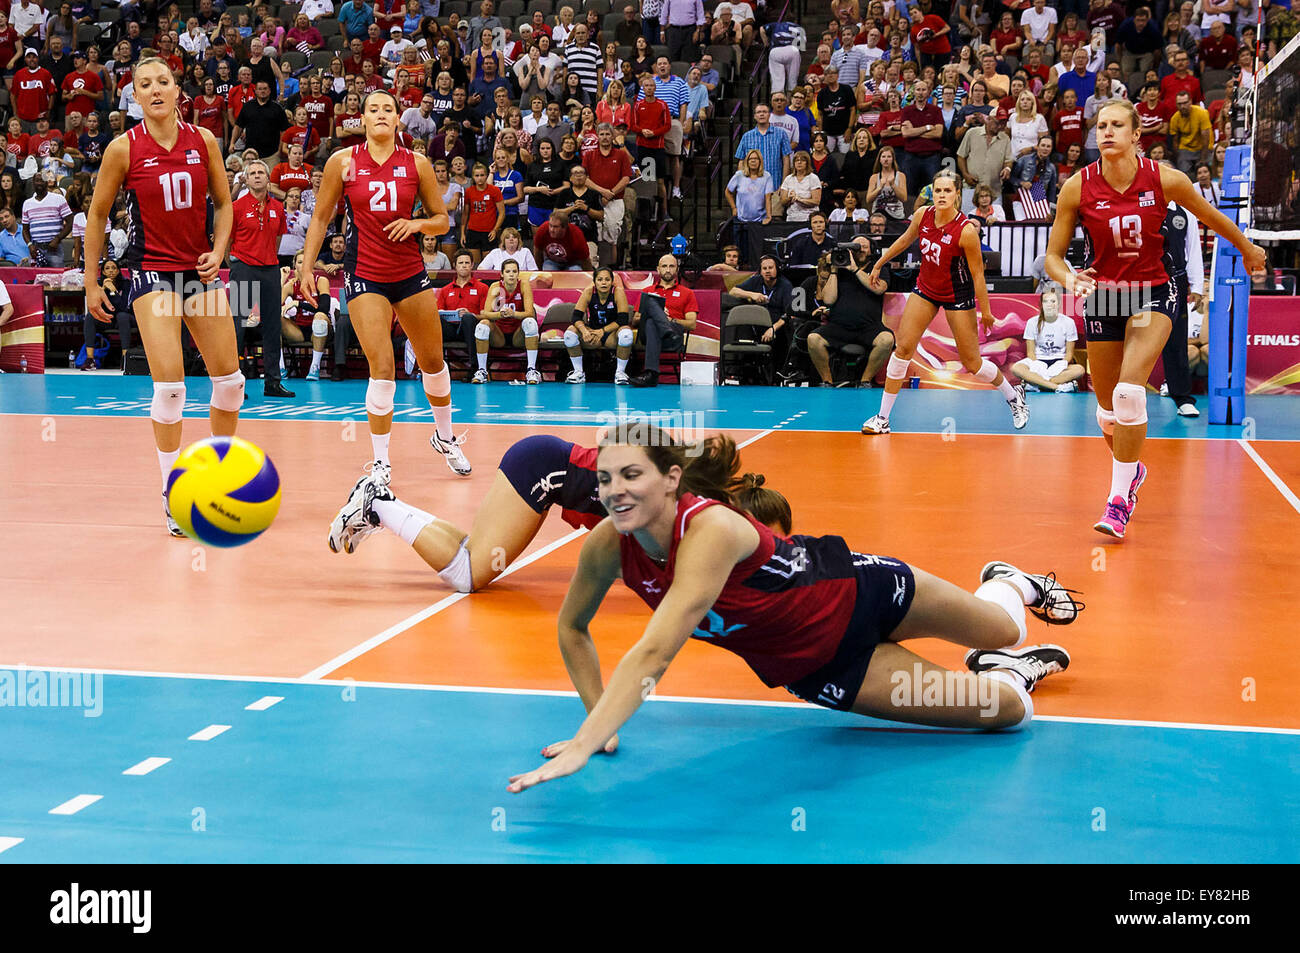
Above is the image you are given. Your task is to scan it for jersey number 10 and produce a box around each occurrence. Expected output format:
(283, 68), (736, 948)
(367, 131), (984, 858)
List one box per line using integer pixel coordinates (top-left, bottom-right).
(1108, 214), (1142, 252)
(158, 172), (193, 211)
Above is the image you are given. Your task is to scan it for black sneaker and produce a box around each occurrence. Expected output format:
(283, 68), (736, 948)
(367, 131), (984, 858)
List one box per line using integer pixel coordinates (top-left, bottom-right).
(331, 364), (346, 381)
(980, 561), (1084, 625)
(963, 644), (1071, 693)
(629, 369), (659, 388)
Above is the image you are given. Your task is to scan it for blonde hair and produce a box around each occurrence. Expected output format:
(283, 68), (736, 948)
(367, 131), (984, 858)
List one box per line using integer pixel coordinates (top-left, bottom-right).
(1097, 98), (1141, 132)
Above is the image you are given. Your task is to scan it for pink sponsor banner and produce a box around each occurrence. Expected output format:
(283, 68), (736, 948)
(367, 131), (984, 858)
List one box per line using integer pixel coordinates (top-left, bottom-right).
(1245, 298), (1300, 395)
(0, 283), (49, 373)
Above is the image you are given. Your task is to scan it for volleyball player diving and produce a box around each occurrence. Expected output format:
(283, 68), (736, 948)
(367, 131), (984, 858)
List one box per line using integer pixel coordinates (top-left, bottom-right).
(299, 89), (470, 533)
(861, 170), (1029, 435)
(84, 57), (239, 537)
(507, 427), (1083, 792)
(328, 432), (793, 593)
(1044, 99), (1266, 539)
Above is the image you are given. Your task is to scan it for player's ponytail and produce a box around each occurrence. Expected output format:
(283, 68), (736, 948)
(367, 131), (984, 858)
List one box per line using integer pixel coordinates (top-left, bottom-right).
(733, 473), (793, 535)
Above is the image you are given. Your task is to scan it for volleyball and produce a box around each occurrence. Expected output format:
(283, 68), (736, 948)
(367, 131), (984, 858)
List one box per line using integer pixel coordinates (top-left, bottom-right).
(166, 436), (282, 547)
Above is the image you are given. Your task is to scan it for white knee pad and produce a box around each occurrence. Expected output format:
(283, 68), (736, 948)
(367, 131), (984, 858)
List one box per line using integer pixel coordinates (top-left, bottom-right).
(616, 327), (635, 348)
(365, 377), (396, 416)
(474, 320), (492, 342)
(986, 670), (1034, 731)
(1112, 383), (1148, 426)
(521, 317), (539, 338)
(209, 371), (244, 412)
(422, 366), (451, 398)
(437, 539), (474, 593)
(311, 316), (329, 338)
(1096, 406), (1117, 436)
(973, 358), (999, 384)
(151, 381), (186, 425)
(886, 352), (912, 381)
(563, 328), (580, 348)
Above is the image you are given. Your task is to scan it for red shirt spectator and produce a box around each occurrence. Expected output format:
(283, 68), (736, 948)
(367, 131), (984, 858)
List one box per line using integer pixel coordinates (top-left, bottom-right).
(990, 24), (1021, 55)
(900, 98), (944, 155)
(630, 94), (671, 149)
(1052, 103), (1085, 154)
(61, 65), (103, 119)
(228, 82), (256, 123)
(464, 182), (504, 232)
(910, 15), (951, 56)
(300, 92), (334, 142)
(437, 276), (490, 314)
(583, 143), (633, 201)
(645, 279), (698, 322)
(1160, 71), (1202, 112)
(1135, 98), (1171, 153)
(191, 94), (226, 139)
(271, 161), (312, 194)
(0, 23), (19, 72)
(12, 59), (55, 121)
(230, 191), (287, 267)
(280, 124), (321, 155)
(873, 107), (906, 151)
(1199, 30), (1238, 71)
(5, 132), (29, 159)
(28, 126), (62, 156)
(1088, 1), (1126, 45)
(533, 219), (590, 268)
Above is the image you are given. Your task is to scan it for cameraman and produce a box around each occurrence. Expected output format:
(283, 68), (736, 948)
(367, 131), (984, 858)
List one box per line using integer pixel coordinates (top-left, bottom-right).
(729, 254), (795, 370)
(806, 236), (894, 387)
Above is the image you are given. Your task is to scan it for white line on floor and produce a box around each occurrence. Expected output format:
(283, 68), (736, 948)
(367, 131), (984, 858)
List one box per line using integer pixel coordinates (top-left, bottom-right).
(0, 837), (24, 853)
(49, 794), (102, 815)
(188, 724), (231, 741)
(1239, 438), (1300, 515)
(122, 757), (171, 776)
(245, 695), (284, 711)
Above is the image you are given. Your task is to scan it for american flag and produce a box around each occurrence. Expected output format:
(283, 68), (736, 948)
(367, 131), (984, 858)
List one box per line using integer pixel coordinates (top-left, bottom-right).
(1018, 180), (1051, 221)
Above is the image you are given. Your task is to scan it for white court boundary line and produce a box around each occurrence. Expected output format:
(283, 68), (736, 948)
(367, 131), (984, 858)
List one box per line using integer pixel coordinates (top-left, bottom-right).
(2, 662), (1297, 737)
(300, 427), (777, 680)
(1239, 439), (1300, 515)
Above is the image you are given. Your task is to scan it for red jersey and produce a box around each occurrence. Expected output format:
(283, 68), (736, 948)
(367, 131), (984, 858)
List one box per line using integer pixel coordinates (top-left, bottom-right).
(464, 183), (503, 232)
(27, 129), (62, 156)
(629, 97), (671, 149)
(916, 206), (974, 305)
(436, 277), (490, 315)
(191, 95), (226, 138)
(489, 281), (527, 333)
(11, 66), (55, 121)
(227, 84), (256, 122)
(122, 121), (213, 270)
(645, 281), (698, 321)
(1052, 106), (1084, 153)
(62, 69), (103, 119)
(1078, 157), (1169, 286)
(299, 94), (334, 142)
(1135, 100), (1170, 152)
(230, 192), (287, 267)
(342, 143), (424, 281)
(280, 124), (320, 156)
(5, 133), (27, 159)
(619, 494), (861, 687)
(271, 161), (312, 194)
(336, 109), (364, 142)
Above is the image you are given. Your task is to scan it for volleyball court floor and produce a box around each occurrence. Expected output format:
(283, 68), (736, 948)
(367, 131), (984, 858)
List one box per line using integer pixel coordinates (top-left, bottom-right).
(1, 375), (1297, 862)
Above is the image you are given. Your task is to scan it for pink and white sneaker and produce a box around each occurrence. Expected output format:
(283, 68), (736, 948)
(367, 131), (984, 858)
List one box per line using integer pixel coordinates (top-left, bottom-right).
(1127, 462), (1147, 515)
(1093, 496), (1132, 538)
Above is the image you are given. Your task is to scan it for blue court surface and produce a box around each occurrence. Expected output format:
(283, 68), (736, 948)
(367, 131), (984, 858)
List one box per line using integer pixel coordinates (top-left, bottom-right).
(2, 670), (1297, 863)
(3, 373), (1299, 863)
(3, 371), (1300, 440)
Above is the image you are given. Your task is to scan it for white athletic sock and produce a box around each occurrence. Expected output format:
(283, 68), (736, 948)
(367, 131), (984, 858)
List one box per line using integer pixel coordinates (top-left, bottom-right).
(372, 498), (436, 545)
(1109, 458), (1139, 503)
(974, 579), (1027, 649)
(432, 403), (453, 443)
(371, 431), (391, 466)
(997, 377), (1017, 400)
(526, 347), (538, 370)
(616, 355), (628, 375)
(309, 350), (323, 374)
(158, 448), (180, 487)
(878, 389), (900, 420)
(476, 350), (488, 372)
(995, 571), (1037, 605)
(986, 670), (1034, 729)
(571, 353), (584, 374)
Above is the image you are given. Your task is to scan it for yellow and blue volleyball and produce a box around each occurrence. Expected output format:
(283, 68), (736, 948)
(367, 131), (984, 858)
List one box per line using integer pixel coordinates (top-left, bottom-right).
(166, 436), (281, 547)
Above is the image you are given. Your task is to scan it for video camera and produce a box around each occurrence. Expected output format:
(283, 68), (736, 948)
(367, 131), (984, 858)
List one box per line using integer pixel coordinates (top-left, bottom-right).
(830, 242), (861, 269)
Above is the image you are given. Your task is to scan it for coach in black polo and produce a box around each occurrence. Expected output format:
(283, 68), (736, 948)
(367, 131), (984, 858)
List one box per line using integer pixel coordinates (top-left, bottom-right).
(232, 80), (290, 164)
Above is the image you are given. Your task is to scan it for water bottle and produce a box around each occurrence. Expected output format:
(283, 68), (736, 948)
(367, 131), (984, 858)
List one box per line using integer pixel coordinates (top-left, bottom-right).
(909, 376), (920, 389)
(69, 349), (77, 368)
(19, 356), (27, 373)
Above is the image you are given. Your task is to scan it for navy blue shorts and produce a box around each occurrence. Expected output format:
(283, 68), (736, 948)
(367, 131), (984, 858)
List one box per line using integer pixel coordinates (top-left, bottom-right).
(785, 554), (916, 711)
(463, 229), (495, 251)
(1083, 282), (1178, 342)
(344, 270), (434, 305)
(915, 288), (976, 312)
(127, 269), (224, 307)
(499, 434), (576, 514)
